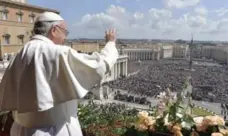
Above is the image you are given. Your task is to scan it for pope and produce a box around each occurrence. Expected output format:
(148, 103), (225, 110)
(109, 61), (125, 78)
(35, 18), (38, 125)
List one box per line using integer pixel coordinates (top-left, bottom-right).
(0, 12), (118, 136)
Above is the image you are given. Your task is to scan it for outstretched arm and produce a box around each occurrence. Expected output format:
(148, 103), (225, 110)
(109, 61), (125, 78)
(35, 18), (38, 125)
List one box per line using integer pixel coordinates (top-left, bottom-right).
(56, 29), (119, 99)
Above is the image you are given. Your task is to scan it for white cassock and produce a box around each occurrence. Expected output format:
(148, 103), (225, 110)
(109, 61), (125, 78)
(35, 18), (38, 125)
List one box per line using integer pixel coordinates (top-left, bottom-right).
(0, 35), (118, 136)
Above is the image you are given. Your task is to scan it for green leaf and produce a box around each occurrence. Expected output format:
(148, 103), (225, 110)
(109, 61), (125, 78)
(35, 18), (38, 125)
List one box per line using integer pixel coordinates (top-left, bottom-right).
(181, 114), (195, 129)
(112, 128), (127, 135)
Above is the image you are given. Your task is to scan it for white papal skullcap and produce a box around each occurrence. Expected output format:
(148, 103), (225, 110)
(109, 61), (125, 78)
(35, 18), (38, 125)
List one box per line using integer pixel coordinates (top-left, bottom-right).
(35, 12), (64, 22)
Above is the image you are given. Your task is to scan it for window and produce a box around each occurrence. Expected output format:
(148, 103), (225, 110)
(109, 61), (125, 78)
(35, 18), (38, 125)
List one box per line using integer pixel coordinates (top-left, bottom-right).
(29, 12), (36, 23)
(16, 9), (23, 22)
(0, 5), (8, 20)
(3, 34), (10, 45)
(4, 37), (10, 44)
(30, 16), (35, 23)
(17, 15), (22, 22)
(18, 35), (24, 44)
(2, 12), (7, 20)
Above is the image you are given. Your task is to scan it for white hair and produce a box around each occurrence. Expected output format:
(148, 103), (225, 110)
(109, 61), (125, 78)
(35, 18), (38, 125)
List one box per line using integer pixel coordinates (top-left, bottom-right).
(33, 21), (62, 37)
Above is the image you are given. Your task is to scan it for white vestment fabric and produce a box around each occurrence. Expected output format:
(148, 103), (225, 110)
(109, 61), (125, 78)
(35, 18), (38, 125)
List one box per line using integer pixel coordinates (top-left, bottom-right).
(0, 35), (118, 136)
(11, 100), (84, 136)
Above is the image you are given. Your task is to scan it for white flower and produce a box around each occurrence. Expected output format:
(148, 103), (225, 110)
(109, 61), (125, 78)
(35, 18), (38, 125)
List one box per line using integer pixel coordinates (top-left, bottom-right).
(171, 92), (177, 101)
(157, 92), (166, 99)
(193, 117), (204, 125)
(157, 102), (166, 110)
(164, 114), (169, 126)
(167, 88), (172, 96)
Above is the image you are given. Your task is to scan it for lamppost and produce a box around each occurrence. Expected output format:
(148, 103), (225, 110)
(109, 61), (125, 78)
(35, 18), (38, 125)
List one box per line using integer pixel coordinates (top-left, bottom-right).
(189, 35), (194, 70)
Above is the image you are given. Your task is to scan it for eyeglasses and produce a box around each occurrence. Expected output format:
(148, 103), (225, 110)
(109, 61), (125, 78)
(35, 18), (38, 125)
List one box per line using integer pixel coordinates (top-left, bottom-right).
(55, 25), (69, 36)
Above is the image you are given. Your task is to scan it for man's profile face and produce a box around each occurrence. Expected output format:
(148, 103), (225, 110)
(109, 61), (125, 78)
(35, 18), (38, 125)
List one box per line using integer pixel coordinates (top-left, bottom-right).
(49, 21), (68, 44)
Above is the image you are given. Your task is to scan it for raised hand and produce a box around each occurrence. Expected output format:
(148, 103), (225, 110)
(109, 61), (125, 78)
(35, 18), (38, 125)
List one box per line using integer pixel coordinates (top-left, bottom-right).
(105, 28), (116, 43)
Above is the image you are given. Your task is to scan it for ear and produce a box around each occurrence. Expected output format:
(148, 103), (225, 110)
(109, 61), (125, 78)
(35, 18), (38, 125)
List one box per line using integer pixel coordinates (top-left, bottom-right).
(49, 26), (56, 37)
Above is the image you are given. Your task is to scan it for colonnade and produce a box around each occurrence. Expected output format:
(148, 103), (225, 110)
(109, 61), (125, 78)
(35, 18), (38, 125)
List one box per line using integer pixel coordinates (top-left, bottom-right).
(113, 59), (127, 79)
(126, 51), (160, 61)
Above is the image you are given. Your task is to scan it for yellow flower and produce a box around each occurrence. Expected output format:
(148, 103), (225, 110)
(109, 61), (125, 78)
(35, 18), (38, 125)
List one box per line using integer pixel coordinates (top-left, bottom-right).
(196, 115), (225, 132)
(138, 111), (149, 119)
(211, 133), (223, 136)
(144, 116), (156, 126)
(136, 111), (156, 132)
(168, 123), (182, 133)
(203, 116), (225, 126)
(172, 125), (182, 132)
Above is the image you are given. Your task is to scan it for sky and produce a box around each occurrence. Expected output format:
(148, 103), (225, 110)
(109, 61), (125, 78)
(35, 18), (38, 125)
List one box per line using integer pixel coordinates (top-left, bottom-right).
(28, 0), (228, 41)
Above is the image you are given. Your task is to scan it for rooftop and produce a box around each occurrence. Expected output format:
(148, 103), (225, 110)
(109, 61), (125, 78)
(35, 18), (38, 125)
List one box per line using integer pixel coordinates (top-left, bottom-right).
(0, 0), (60, 13)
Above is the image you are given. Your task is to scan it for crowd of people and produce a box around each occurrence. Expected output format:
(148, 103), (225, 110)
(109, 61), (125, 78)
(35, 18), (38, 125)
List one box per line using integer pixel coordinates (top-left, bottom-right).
(192, 64), (228, 103)
(113, 91), (151, 105)
(106, 59), (228, 103)
(106, 60), (190, 97)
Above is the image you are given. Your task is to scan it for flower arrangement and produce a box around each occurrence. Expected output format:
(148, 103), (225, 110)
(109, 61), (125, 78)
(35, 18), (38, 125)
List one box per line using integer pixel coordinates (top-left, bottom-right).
(123, 88), (228, 136)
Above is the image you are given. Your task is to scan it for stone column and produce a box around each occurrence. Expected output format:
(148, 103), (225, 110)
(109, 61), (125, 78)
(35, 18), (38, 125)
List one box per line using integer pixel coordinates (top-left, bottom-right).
(119, 62), (121, 77)
(147, 52), (149, 60)
(157, 52), (160, 60)
(136, 52), (138, 60)
(143, 51), (146, 60)
(145, 52), (147, 60)
(131, 52), (133, 60)
(114, 63), (117, 79)
(117, 63), (119, 78)
(132, 52), (134, 60)
(125, 61), (128, 76)
(99, 85), (104, 100)
(146, 52), (148, 60)
(121, 62), (124, 77)
(144, 52), (146, 60)
(118, 62), (120, 78)
(155, 52), (157, 60)
(151, 52), (153, 60)
(148, 52), (150, 60)
(135, 52), (137, 60)
(138, 52), (140, 60)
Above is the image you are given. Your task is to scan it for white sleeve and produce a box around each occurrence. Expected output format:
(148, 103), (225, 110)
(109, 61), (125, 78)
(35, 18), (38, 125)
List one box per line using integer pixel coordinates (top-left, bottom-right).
(55, 41), (118, 99)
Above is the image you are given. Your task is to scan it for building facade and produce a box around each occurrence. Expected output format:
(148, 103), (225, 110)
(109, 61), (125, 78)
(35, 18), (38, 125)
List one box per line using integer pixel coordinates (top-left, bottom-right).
(191, 45), (228, 64)
(121, 44), (189, 61)
(161, 45), (173, 59)
(211, 46), (228, 64)
(71, 42), (99, 54)
(122, 48), (161, 61)
(0, 0), (59, 59)
(172, 45), (189, 58)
